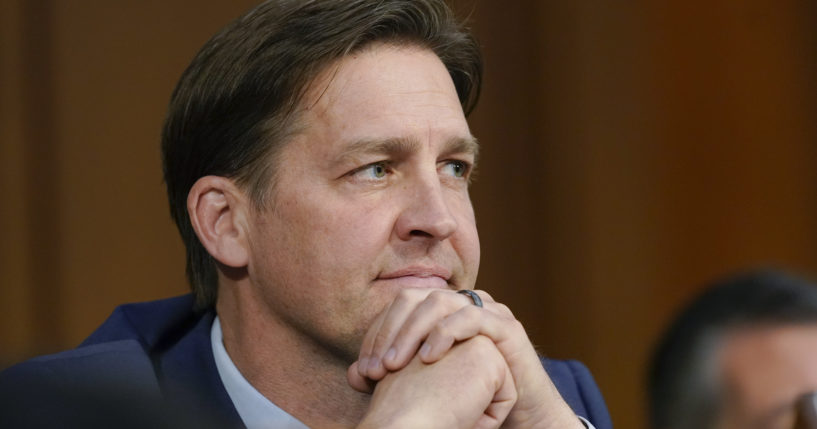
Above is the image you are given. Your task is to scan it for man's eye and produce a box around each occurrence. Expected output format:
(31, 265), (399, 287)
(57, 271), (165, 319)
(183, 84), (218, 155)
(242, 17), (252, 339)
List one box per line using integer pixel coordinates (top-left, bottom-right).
(442, 160), (469, 178)
(356, 162), (389, 179)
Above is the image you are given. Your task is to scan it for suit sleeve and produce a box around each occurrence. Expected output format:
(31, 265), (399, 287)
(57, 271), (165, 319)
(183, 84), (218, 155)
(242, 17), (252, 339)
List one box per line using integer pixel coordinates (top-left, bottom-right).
(565, 360), (613, 429)
(542, 357), (613, 429)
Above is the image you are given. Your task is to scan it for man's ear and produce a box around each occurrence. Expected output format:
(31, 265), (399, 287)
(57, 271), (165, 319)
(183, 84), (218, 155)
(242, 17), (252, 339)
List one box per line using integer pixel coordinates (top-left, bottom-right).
(187, 176), (250, 268)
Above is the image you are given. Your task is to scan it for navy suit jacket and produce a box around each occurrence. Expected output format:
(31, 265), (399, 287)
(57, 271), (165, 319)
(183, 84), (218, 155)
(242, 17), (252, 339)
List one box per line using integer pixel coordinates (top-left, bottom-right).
(0, 295), (612, 428)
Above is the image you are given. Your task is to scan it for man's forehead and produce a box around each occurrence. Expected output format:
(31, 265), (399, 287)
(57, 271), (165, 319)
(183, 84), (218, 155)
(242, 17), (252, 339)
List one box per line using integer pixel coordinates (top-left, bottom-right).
(302, 43), (461, 115)
(289, 43), (473, 164)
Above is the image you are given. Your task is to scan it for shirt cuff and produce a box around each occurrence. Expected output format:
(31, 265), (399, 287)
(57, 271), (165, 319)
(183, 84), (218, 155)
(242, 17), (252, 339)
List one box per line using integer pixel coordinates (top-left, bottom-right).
(578, 416), (596, 429)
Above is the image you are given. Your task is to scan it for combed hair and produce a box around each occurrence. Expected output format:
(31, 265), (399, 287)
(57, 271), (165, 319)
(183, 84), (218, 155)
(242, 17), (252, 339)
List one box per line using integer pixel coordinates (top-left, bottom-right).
(161, 0), (482, 309)
(647, 270), (817, 429)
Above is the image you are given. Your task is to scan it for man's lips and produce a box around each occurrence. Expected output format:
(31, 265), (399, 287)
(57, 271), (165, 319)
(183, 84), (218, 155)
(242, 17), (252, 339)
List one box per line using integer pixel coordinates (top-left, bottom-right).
(376, 266), (452, 288)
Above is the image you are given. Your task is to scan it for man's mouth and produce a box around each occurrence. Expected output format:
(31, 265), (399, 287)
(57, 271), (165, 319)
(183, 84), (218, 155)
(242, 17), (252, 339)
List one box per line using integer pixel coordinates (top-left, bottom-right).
(376, 266), (452, 289)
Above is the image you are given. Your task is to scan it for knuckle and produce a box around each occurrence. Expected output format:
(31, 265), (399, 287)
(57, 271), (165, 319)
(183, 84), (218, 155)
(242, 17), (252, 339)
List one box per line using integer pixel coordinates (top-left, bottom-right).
(492, 302), (512, 316)
(462, 303), (483, 320)
(474, 289), (493, 302)
(506, 319), (530, 343)
(431, 321), (452, 339)
(453, 336), (504, 382)
(427, 290), (450, 307)
(509, 318), (525, 333)
(465, 334), (495, 351)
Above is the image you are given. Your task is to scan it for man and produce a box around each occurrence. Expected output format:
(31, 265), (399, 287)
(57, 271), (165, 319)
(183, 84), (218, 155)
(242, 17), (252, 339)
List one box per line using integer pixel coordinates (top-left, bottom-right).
(1, 1), (611, 428)
(648, 270), (817, 429)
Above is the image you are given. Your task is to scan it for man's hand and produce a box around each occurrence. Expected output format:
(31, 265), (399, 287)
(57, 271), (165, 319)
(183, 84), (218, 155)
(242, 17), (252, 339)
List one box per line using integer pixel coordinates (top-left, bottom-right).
(356, 335), (516, 429)
(348, 289), (583, 429)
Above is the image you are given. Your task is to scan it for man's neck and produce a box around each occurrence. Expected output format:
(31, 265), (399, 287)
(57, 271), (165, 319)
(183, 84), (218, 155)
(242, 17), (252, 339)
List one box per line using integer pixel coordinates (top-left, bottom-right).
(216, 291), (370, 428)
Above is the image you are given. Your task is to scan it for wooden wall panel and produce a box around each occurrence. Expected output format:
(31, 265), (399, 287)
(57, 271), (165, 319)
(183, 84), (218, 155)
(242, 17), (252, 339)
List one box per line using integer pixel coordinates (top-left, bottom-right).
(468, 2), (663, 426)
(0, 0), (34, 366)
(0, 0), (260, 358)
(49, 0), (260, 349)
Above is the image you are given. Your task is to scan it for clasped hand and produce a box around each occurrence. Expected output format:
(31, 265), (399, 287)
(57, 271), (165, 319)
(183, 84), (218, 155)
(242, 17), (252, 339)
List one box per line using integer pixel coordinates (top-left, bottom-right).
(350, 289), (582, 429)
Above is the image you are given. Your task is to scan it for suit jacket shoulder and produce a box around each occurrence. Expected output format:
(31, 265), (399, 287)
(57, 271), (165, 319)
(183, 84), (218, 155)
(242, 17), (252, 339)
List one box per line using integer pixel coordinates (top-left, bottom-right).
(0, 295), (239, 428)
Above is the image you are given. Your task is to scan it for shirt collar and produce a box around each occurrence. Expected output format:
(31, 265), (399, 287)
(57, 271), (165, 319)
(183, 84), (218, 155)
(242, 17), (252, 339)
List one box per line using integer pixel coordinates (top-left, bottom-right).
(211, 316), (309, 429)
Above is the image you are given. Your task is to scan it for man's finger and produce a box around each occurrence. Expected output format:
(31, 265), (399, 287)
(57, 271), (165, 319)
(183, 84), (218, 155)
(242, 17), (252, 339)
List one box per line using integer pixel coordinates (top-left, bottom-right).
(359, 335), (516, 429)
(380, 289), (502, 371)
(357, 302), (390, 379)
(377, 290), (466, 372)
(360, 288), (433, 379)
(419, 304), (486, 362)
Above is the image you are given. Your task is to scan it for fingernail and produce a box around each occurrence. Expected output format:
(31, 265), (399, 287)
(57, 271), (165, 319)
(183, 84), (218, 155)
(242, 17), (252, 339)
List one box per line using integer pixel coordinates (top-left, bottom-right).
(419, 343), (431, 358)
(370, 356), (383, 374)
(358, 357), (369, 375)
(384, 347), (397, 362)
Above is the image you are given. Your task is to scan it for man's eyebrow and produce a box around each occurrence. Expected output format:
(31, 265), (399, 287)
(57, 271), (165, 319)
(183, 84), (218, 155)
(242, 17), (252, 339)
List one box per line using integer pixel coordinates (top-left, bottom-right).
(443, 136), (480, 162)
(334, 135), (480, 166)
(336, 137), (419, 162)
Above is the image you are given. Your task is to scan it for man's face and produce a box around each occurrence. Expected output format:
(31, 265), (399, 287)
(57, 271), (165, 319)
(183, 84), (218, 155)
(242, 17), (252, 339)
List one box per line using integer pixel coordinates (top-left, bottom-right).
(717, 324), (817, 429)
(243, 44), (480, 361)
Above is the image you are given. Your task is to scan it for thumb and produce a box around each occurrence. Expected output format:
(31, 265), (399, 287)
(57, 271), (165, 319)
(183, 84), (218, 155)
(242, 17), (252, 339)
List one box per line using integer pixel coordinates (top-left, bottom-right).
(347, 361), (375, 393)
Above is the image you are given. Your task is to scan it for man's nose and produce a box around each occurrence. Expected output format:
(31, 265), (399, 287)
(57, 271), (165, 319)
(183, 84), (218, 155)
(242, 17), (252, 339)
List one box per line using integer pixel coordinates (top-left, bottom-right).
(394, 172), (458, 242)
